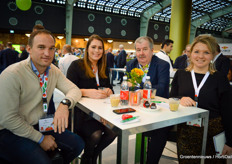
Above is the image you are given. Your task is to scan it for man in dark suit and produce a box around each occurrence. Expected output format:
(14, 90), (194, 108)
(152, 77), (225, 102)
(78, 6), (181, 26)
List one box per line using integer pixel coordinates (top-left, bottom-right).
(126, 36), (170, 164)
(0, 42), (19, 74)
(19, 44), (29, 61)
(214, 44), (230, 77)
(106, 48), (115, 85)
(173, 44), (191, 69)
(117, 44), (127, 84)
(106, 48), (114, 69)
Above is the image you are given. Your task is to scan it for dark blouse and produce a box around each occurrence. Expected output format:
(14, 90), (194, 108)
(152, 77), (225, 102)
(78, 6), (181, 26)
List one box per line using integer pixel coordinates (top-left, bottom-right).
(170, 69), (232, 146)
(67, 59), (113, 92)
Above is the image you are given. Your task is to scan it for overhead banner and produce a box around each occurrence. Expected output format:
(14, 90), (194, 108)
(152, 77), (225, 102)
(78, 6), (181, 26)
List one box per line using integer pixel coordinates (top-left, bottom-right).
(219, 43), (232, 56)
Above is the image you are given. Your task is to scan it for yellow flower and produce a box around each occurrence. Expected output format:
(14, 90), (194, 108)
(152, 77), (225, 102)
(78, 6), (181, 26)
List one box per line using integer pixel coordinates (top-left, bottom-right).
(131, 68), (144, 76)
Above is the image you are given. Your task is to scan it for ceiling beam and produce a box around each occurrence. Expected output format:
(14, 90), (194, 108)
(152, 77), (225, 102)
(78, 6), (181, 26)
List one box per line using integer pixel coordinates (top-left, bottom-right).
(190, 4), (232, 43)
(224, 21), (232, 33)
(140, 0), (171, 36)
(191, 5), (232, 27)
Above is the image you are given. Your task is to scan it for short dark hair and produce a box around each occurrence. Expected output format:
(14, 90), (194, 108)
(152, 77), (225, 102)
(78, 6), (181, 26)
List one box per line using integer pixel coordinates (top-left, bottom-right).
(7, 42), (12, 47)
(161, 39), (174, 49)
(28, 29), (55, 47)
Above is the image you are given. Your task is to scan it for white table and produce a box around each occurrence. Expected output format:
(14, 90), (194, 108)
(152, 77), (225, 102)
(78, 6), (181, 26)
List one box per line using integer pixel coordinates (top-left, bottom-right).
(76, 96), (209, 164)
(109, 68), (126, 84)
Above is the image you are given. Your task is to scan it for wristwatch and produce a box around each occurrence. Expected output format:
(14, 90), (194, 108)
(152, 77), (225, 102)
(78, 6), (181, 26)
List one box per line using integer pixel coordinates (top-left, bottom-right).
(60, 99), (71, 108)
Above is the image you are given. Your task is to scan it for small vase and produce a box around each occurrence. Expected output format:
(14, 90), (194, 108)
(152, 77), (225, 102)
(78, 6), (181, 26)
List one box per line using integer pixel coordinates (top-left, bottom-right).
(129, 91), (141, 106)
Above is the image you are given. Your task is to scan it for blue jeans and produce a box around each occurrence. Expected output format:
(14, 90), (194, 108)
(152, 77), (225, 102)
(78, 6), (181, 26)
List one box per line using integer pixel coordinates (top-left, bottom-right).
(0, 129), (85, 164)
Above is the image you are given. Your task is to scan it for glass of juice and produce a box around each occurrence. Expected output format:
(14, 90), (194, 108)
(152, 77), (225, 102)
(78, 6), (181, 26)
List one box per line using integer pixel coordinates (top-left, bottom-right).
(169, 98), (179, 112)
(110, 94), (120, 107)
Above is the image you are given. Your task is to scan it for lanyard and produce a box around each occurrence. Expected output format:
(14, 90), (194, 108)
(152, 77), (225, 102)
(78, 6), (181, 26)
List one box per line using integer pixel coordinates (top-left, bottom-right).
(38, 72), (48, 113)
(191, 70), (210, 106)
(138, 63), (150, 83)
(92, 66), (100, 86)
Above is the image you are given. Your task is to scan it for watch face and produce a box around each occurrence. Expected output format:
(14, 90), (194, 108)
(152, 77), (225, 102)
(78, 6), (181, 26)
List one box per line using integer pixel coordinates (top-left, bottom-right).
(61, 99), (71, 107)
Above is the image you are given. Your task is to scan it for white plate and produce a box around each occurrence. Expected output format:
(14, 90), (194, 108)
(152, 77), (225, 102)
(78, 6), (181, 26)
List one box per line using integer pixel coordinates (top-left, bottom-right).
(140, 104), (160, 112)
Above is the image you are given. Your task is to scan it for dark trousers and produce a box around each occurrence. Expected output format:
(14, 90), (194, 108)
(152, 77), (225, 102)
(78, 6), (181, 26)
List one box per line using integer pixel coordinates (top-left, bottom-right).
(143, 126), (172, 164)
(0, 129), (85, 164)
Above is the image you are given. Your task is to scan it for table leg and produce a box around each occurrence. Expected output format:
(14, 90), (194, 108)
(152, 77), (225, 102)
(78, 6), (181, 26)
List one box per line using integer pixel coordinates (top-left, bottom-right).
(110, 69), (113, 85)
(134, 134), (142, 164)
(201, 113), (209, 164)
(117, 131), (129, 164)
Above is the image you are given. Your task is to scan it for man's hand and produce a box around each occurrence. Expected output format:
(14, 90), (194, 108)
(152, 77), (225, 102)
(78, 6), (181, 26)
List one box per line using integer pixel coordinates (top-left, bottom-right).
(53, 103), (69, 134)
(180, 97), (196, 107)
(221, 144), (232, 155)
(40, 135), (57, 151)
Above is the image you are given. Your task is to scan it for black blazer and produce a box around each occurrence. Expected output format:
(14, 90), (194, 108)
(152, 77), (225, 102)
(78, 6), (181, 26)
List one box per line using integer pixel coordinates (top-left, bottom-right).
(106, 52), (115, 68)
(19, 50), (29, 61)
(215, 53), (230, 77)
(67, 59), (113, 91)
(173, 54), (187, 69)
(117, 50), (127, 68)
(0, 48), (19, 73)
(126, 55), (170, 98)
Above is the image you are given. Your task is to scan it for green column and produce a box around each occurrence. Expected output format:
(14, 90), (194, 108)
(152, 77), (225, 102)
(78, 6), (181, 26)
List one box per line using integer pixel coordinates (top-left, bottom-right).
(169, 0), (192, 61)
(66, 0), (76, 45)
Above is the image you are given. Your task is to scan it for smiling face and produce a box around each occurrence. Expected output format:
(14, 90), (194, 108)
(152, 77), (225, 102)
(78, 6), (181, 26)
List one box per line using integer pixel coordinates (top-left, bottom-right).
(135, 39), (153, 66)
(27, 33), (55, 74)
(87, 39), (103, 64)
(190, 42), (213, 73)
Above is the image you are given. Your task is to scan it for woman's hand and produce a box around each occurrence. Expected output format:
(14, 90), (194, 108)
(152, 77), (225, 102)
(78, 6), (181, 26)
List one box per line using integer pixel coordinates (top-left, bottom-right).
(81, 89), (108, 99)
(180, 97), (196, 106)
(103, 88), (113, 97)
(221, 144), (232, 155)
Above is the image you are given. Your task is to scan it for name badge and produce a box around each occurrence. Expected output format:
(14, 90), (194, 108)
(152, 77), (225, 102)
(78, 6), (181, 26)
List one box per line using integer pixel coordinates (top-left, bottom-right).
(39, 115), (54, 132)
(186, 118), (202, 127)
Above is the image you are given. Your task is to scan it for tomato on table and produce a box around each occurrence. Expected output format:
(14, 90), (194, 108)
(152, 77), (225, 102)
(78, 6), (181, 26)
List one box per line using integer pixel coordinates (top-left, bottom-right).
(122, 114), (133, 120)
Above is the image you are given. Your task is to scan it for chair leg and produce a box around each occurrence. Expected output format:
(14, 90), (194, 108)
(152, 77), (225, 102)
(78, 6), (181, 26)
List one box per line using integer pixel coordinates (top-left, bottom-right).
(98, 152), (102, 164)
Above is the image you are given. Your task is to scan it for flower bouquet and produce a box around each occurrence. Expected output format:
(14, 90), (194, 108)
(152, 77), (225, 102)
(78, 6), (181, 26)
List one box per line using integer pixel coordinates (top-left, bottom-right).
(126, 65), (148, 106)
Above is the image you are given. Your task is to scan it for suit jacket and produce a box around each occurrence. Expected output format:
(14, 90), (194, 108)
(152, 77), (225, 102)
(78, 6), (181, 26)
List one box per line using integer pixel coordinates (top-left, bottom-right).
(215, 53), (230, 77)
(117, 50), (127, 68)
(173, 54), (188, 69)
(19, 50), (29, 61)
(126, 55), (170, 98)
(106, 52), (115, 68)
(0, 48), (19, 73)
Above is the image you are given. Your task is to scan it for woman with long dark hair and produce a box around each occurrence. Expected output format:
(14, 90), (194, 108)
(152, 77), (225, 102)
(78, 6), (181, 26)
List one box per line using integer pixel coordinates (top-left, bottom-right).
(67, 34), (116, 164)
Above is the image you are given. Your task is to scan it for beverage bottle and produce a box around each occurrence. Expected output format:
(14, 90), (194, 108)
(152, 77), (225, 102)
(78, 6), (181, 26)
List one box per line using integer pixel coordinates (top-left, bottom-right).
(120, 76), (129, 106)
(143, 76), (152, 103)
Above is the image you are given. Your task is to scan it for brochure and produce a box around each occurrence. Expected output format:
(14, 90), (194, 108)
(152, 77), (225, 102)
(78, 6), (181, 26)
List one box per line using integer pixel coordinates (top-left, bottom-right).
(213, 131), (226, 155)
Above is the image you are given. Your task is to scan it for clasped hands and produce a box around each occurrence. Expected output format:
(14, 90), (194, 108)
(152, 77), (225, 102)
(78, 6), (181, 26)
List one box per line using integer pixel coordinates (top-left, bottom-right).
(86, 88), (113, 99)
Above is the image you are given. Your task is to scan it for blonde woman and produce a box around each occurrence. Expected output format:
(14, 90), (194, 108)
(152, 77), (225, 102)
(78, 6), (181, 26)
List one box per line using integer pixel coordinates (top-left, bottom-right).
(170, 35), (232, 164)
